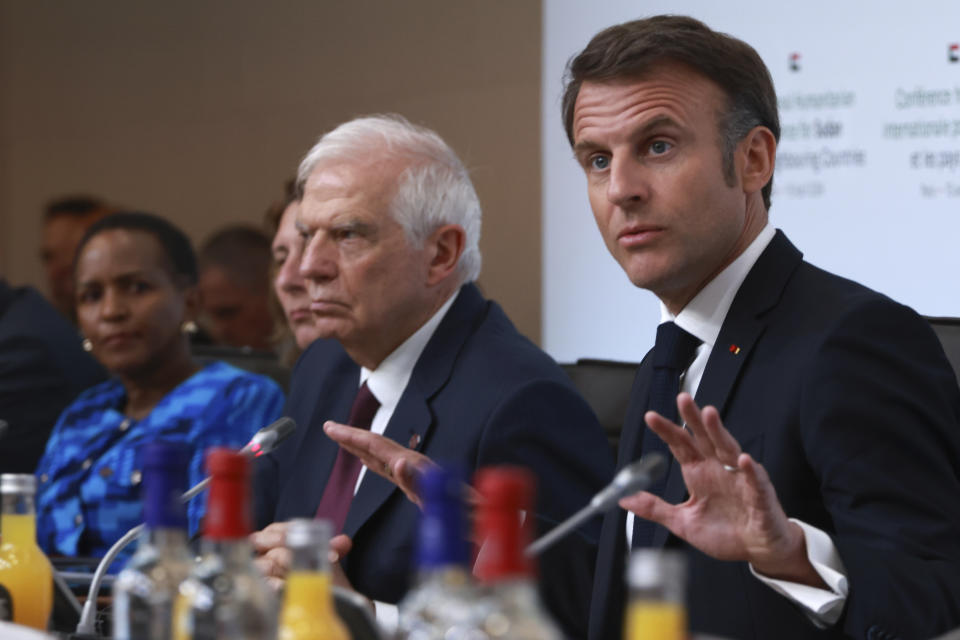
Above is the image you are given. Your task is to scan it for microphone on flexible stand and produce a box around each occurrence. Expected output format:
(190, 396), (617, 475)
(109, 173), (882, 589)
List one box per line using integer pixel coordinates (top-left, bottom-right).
(525, 453), (667, 557)
(180, 416), (296, 502)
(73, 417), (297, 636)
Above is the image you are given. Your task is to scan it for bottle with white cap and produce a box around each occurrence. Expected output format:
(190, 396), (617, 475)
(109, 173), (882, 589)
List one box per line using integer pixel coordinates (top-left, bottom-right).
(277, 518), (349, 640)
(0, 474), (53, 630)
(624, 549), (687, 640)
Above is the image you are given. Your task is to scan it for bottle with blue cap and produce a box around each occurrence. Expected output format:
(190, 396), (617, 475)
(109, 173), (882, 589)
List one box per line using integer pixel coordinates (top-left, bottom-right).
(395, 465), (477, 640)
(113, 441), (194, 640)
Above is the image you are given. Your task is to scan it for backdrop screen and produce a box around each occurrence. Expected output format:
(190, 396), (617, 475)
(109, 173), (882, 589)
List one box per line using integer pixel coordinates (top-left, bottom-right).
(542, 0), (960, 362)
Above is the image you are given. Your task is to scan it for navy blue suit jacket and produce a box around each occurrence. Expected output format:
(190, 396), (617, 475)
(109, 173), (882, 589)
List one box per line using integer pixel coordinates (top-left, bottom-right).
(255, 283), (614, 636)
(0, 281), (106, 473)
(589, 232), (960, 640)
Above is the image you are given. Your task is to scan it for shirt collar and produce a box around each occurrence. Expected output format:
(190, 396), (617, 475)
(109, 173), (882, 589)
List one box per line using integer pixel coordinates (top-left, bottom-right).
(660, 224), (775, 348)
(360, 288), (460, 412)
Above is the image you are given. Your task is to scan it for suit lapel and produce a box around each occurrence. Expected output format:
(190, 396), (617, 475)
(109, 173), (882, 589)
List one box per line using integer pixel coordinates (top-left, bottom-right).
(651, 231), (802, 547)
(342, 284), (489, 538)
(281, 355), (358, 520)
(343, 387), (433, 536)
(617, 354), (653, 469)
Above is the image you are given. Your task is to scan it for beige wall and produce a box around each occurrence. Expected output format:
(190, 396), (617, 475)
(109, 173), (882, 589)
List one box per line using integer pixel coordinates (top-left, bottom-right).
(0, 0), (543, 343)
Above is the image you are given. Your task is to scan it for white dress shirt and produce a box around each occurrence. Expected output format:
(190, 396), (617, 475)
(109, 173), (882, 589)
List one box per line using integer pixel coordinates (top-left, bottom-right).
(624, 224), (848, 626)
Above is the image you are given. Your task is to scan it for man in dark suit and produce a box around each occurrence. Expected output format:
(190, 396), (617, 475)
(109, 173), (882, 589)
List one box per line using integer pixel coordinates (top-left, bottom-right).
(0, 279), (106, 473)
(252, 115), (613, 635)
(563, 16), (960, 640)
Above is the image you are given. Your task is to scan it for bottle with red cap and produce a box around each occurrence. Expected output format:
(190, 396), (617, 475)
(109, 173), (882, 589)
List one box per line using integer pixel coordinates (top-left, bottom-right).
(469, 466), (562, 640)
(113, 441), (194, 640)
(173, 448), (278, 640)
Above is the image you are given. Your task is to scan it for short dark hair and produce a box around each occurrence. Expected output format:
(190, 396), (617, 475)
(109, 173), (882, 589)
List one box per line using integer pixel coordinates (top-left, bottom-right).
(44, 195), (111, 222)
(561, 15), (780, 209)
(75, 212), (199, 287)
(198, 226), (272, 291)
(264, 179), (298, 236)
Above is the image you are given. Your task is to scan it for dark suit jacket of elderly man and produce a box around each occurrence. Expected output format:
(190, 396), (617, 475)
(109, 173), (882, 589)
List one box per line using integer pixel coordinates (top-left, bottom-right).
(589, 231), (960, 640)
(254, 282), (615, 636)
(0, 280), (106, 473)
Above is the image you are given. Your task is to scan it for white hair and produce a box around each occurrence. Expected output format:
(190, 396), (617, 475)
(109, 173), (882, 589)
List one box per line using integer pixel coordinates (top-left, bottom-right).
(296, 114), (482, 284)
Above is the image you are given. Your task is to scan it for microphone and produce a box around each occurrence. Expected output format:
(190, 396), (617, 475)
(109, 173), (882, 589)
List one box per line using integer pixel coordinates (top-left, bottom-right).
(0, 419), (8, 440)
(239, 416), (297, 457)
(182, 417), (296, 501)
(525, 453), (666, 557)
(75, 417), (297, 635)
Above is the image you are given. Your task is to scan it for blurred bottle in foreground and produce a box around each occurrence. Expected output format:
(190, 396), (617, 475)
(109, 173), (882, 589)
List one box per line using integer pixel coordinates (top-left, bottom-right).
(624, 550), (687, 640)
(0, 474), (53, 629)
(470, 467), (562, 640)
(277, 518), (349, 640)
(113, 442), (194, 639)
(174, 448), (277, 640)
(396, 466), (477, 640)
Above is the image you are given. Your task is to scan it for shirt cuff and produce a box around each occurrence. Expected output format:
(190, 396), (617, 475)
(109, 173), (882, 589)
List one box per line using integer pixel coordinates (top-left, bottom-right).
(749, 518), (849, 627)
(374, 600), (399, 634)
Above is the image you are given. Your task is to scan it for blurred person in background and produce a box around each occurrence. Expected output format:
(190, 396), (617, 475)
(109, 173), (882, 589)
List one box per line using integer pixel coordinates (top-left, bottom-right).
(198, 225), (276, 350)
(0, 275), (105, 474)
(40, 195), (114, 322)
(264, 180), (324, 366)
(34, 212), (284, 566)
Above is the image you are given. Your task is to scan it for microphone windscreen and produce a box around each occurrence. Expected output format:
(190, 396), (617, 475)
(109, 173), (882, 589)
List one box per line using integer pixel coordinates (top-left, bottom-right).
(269, 416), (296, 441)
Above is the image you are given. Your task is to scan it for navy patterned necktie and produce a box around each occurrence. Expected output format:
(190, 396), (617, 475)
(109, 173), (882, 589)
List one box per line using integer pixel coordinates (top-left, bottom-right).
(632, 321), (701, 548)
(315, 382), (380, 534)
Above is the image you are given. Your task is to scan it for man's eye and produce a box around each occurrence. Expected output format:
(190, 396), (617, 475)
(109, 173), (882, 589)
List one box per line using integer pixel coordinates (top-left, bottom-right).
(589, 155), (610, 170)
(335, 228), (361, 241)
(650, 140), (672, 155)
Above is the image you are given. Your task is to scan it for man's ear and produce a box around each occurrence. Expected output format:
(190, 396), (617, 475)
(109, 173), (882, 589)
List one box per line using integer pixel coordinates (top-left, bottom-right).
(739, 126), (777, 196)
(425, 224), (466, 286)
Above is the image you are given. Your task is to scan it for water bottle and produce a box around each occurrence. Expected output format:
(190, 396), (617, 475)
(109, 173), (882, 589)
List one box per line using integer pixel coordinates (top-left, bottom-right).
(113, 441), (194, 639)
(173, 448), (278, 640)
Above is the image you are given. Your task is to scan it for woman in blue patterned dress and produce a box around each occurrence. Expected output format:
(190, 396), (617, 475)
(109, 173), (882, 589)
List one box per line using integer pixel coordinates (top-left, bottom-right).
(34, 212), (285, 565)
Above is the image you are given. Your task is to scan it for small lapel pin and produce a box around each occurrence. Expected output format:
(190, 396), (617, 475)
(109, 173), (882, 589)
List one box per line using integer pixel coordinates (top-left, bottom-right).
(408, 433), (422, 449)
(729, 344), (741, 355)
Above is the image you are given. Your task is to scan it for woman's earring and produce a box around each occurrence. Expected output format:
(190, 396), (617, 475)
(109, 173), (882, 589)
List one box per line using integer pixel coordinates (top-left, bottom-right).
(82, 338), (93, 352)
(181, 320), (199, 335)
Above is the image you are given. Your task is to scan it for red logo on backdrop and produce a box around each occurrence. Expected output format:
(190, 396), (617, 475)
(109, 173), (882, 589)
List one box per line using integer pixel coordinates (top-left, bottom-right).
(949, 44), (959, 63)
(789, 52), (801, 72)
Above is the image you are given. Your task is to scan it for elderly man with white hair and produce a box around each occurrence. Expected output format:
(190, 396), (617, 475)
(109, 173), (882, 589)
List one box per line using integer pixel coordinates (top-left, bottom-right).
(252, 115), (613, 636)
